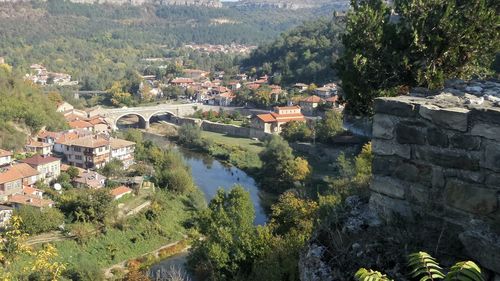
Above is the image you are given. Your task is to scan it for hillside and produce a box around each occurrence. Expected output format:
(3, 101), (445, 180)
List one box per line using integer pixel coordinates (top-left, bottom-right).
(242, 15), (345, 85)
(0, 64), (67, 150)
(0, 0), (222, 7)
(237, 0), (349, 10)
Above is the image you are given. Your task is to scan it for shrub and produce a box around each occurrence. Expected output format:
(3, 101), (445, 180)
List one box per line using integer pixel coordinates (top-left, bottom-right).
(16, 206), (64, 235)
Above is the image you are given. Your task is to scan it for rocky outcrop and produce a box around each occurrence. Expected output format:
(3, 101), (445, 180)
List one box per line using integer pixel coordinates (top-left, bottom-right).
(237, 0), (349, 10)
(370, 79), (500, 274)
(0, 0), (222, 7)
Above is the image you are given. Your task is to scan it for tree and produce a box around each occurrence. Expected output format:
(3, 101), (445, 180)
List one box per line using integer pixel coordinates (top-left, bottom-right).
(177, 124), (202, 147)
(316, 110), (344, 143)
(281, 121), (312, 142)
(58, 189), (113, 224)
(100, 159), (124, 178)
(259, 135), (311, 192)
(16, 206), (65, 235)
(30, 244), (66, 281)
(0, 216), (30, 263)
(66, 166), (80, 179)
(188, 186), (258, 281)
(339, 0), (499, 115)
(155, 166), (195, 194)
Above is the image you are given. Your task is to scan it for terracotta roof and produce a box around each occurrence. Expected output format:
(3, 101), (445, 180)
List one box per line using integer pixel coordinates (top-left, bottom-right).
(8, 194), (53, 208)
(301, 95), (323, 103)
(245, 83), (260, 90)
(9, 163), (39, 178)
(325, 96), (339, 102)
(54, 132), (79, 144)
(68, 120), (93, 129)
(110, 185), (133, 197)
(171, 78), (194, 84)
(0, 168), (23, 184)
(20, 155), (60, 166)
(217, 92), (236, 99)
(26, 140), (51, 148)
(37, 131), (61, 139)
(0, 149), (12, 158)
(271, 112), (305, 122)
(74, 170), (106, 189)
(109, 138), (135, 149)
(256, 113), (276, 123)
(61, 164), (85, 176)
(63, 135), (109, 148)
(23, 185), (43, 196)
(87, 117), (107, 125)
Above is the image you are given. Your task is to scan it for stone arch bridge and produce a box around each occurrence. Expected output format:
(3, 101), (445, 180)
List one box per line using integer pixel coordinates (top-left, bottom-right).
(100, 103), (211, 130)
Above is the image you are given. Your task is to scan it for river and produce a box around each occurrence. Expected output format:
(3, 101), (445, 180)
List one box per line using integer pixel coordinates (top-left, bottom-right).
(142, 132), (266, 280)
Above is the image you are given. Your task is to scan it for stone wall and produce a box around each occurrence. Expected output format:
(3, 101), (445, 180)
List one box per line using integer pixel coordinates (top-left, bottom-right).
(170, 116), (270, 140)
(369, 79), (500, 274)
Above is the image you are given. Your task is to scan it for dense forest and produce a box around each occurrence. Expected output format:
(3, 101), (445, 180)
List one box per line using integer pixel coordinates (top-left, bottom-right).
(0, 0), (340, 90)
(241, 15), (345, 85)
(0, 64), (67, 150)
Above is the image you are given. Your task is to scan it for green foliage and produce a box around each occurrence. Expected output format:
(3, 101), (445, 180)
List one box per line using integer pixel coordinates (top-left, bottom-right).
(178, 124), (203, 148)
(355, 268), (393, 281)
(281, 121), (312, 142)
(357, 252), (485, 281)
(99, 159), (124, 178)
(259, 135), (311, 193)
(188, 186), (257, 281)
(57, 188), (113, 224)
(0, 66), (67, 150)
(316, 110), (344, 143)
(243, 16), (345, 85)
(16, 206), (65, 235)
(339, 0), (499, 115)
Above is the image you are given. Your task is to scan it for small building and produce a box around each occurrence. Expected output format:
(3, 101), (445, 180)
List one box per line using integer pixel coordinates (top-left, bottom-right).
(252, 106), (305, 134)
(9, 163), (39, 186)
(8, 194), (54, 209)
(170, 77), (195, 87)
(215, 92), (236, 106)
(68, 120), (94, 131)
(56, 102), (74, 113)
(25, 140), (52, 156)
(22, 185), (44, 198)
(20, 155), (61, 184)
(182, 69), (209, 80)
(109, 138), (135, 169)
(62, 135), (110, 169)
(0, 168), (23, 202)
(73, 170), (106, 189)
(0, 205), (13, 228)
(110, 185), (133, 200)
(293, 83), (308, 92)
(299, 95), (324, 115)
(87, 117), (110, 134)
(0, 149), (13, 167)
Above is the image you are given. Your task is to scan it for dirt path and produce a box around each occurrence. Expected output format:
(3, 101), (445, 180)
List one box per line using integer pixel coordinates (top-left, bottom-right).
(26, 231), (73, 246)
(103, 237), (189, 279)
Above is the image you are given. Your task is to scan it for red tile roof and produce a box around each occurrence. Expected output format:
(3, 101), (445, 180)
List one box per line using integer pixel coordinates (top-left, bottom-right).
(0, 149), (12, 158)
(62, 135), (109, 148)
(20, 155), (60, 166)
(256, 113), (276, 123)
(301, 95), (323, 103)
(9, 163), (39, 178)
(110, 185), (133, 197)
(68, 120), (93, 129)
(0, 168), (23, 184)
(171, 78), (194, 84)
(8, 194), (53, 208)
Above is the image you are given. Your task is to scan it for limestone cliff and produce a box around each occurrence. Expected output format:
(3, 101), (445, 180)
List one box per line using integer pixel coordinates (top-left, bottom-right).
(237, 0), (349, 9)
(0, 0), (222, 7)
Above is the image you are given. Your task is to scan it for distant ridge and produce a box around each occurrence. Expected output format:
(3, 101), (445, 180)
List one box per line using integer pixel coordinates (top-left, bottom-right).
(236, 0), (349, 10)
(0, 0), (223, 7)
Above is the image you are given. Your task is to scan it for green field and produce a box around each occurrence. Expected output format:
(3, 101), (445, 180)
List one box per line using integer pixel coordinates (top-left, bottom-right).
(201, 131), (265, 154)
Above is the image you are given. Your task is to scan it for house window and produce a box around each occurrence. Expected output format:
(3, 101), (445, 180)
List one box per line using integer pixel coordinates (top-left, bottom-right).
(73, 147), (81, 152)
(75, 155), (82, 160)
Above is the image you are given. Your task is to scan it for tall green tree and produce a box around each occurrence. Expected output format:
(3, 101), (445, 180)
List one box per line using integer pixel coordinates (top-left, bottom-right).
(339, 0), (499, 115)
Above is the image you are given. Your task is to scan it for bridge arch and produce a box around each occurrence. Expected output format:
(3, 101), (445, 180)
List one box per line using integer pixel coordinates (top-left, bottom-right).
(147, 110), (178, 125)
(114, 112), (149, 130)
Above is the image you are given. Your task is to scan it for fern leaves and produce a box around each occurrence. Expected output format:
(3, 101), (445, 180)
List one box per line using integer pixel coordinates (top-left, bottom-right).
(354, 252), (484, 281)
(355, 268), (393, 281)
(408, 252), (445, 281)
(445, 261), (484, 281)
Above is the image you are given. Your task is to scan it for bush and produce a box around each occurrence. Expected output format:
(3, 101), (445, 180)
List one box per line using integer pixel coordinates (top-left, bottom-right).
(178, 124), (202, 147)
(16, 206), (65, 235)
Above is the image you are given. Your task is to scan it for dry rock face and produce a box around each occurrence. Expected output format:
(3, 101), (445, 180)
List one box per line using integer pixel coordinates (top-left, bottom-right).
(370, 79), (500, 274)
(0, 0), (222, 7)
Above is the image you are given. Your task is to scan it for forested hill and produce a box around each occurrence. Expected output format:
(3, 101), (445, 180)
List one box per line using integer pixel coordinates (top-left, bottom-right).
(0, 64), (67, 150)
(241, 16), (345, 85)
(236, 0), (349, 10)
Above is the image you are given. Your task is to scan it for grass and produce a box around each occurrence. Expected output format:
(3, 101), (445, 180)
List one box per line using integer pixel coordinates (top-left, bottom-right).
(117, 187), (155, 212)
(200, 131), (265, 154)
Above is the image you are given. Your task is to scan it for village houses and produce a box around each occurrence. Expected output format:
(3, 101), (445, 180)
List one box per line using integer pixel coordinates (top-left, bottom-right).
(20, 155), (61, 184)
(61, 135), (110, 169)
(110, 138), (136, 169)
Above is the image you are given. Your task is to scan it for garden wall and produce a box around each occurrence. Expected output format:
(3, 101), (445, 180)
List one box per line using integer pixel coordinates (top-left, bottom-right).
(170, 116), (270, 139)
(369, 79), (500, 274)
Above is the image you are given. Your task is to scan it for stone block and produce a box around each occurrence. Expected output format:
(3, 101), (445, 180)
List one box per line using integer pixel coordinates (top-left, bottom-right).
(374, 98), (416, 117)
(427, 127), (448, 147)
(443, 169), (485, 184)
(486, 173), (500, 189)
(459, 231), (500, 274)
(370, 176), (405, 199)
(396, 121), (426, 145)
(471, 107), (500, 126)
(414, 146), (480, 171)
(419, 104), (469, 132)
(369, 192), (413, 221)
(471, 123), (500, 141)
(431, 166), (445, 188)
(449, 134), (481, 150)
(372, 139), (411, 159)
(482, 141), (500, 172)
(405, 182), (431, 205)
(372, 156), (433, 185)
(372, 114), (397, 140)
(445, 179), (498, 215)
